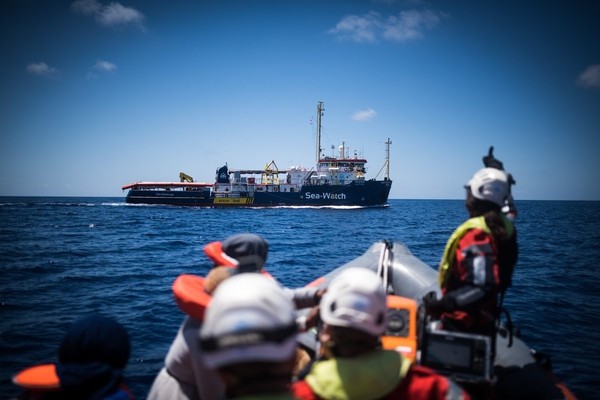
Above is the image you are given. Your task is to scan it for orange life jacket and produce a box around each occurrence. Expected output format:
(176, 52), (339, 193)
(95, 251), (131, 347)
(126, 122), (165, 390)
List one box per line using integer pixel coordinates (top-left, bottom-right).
(172, 269), (274, 320)
(172, 274), (213, 320)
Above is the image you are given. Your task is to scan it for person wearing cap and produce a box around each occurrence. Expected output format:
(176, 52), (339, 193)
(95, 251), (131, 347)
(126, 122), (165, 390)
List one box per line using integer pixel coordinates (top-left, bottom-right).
(12, 314), (134, 400)
(205, 233), (269, 273)
(426, 166), (518, 336)
(146, 233), (267, 400)
(199, 273), (299, 399)
(292, 268), (470, 400)
(148, 233), (320, 400)
(205, 233), (323, 309)
(146, 274), (227, 400)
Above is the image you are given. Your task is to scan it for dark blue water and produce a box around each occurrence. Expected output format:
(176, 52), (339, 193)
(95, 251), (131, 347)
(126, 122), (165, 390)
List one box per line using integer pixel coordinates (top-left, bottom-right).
(1, 198), (599, 399)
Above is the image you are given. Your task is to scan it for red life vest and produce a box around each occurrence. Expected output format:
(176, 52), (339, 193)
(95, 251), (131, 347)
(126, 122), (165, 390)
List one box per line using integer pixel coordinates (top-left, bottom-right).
(439, 215), (515, 292)
(291, 380), (319, 400)
(438, 216), (516, 333)
(447, 228), (500, 292)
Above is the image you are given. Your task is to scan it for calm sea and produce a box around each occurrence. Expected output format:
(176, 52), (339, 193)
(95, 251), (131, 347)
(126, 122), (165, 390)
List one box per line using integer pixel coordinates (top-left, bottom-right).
(1, 198), (599, 399)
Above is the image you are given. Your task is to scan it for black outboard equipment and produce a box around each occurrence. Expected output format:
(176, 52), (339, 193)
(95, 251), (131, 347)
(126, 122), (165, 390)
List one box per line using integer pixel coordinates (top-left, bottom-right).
(216, 165), (230, 184)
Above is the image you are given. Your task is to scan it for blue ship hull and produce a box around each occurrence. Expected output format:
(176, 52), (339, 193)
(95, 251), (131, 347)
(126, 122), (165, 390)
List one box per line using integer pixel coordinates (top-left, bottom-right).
(124, 179), (392, 208)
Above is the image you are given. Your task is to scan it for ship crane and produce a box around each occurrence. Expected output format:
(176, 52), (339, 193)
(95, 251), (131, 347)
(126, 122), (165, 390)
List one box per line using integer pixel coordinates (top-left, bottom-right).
(179, 172), (194, 183)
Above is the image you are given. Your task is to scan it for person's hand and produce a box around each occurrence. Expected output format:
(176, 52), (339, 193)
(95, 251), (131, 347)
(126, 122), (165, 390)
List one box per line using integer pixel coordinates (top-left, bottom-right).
(423, 291), (440, 315)
(303, 306), (321, 330)
(482, 146), (504, 170)
(314, 289), (326, 302)
(422, 291), (455, 317)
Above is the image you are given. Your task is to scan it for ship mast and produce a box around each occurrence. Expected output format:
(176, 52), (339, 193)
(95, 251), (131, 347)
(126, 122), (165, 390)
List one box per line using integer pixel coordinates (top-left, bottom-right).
(385, 138), (392, 180)
(316, 101), (324, 163)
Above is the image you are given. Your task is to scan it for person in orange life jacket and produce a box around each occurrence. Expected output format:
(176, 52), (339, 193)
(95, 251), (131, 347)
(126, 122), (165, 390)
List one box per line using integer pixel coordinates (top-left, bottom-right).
(207, 233), (324, 372)
(199, 273), (299, 400)
(12, 314), (134, 400)
(208, 233), (323, 374)
(147, 233), (322, 400)
(147, 233), (269, 400)
(291, 268), (470, 400)
(204, 233), (326, 310)
(424, 167), (518, 335)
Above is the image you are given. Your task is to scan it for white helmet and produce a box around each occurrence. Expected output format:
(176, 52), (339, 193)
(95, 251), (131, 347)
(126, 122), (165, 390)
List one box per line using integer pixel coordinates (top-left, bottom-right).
(320, 268), (387, 337)
(467, 168), (509, 207)
(199, 274), (297, 368)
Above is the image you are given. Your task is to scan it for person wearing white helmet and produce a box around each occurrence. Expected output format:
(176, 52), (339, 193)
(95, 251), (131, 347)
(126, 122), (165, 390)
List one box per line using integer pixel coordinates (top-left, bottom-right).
(426, 162), (518, 336)
(482, 146), (517, 220)
(292, 268), (470, 400)
(467, 167), (510, 208)
(199, 273), (298, 399)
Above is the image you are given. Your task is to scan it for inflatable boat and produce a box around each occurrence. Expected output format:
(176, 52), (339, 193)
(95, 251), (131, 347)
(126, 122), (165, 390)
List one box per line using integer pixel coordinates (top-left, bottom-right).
(297, 240), (576, 400)
(172, 240), (576, 399)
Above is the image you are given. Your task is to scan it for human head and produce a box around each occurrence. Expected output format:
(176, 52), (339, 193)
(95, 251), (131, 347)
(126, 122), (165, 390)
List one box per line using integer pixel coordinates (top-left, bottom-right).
(320, 268), (387, 337)
(12, 314), (130, 399)
(199, 273), (297, 369)
(204, 233), (268, 273)
(58, 314), (130, 369)
(466, 167), (509, 208)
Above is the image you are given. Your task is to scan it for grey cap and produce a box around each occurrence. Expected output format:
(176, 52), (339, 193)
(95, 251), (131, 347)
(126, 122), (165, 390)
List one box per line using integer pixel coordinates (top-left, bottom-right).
(222, 233), (268, 273)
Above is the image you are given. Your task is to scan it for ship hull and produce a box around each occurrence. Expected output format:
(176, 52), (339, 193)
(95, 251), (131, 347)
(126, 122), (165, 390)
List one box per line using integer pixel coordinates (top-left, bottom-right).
(125, 180), (392, 207)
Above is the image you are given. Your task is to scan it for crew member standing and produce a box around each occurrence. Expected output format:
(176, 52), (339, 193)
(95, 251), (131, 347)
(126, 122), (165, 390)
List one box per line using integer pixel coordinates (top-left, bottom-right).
(426, 167), (518, 335)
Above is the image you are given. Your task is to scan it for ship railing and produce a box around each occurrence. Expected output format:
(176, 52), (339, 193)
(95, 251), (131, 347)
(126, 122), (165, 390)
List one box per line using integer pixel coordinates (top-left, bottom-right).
(214, 192), (240, 198)
(213, 192), (253, 198)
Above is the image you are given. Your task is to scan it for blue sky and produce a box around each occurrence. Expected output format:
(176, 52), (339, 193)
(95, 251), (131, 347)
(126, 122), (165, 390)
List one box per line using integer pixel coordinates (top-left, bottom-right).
(1, 0), (599, 200)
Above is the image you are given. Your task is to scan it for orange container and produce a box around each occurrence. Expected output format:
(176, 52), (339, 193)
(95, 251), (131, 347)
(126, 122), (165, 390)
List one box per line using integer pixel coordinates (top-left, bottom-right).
(382, 295), (418, 362)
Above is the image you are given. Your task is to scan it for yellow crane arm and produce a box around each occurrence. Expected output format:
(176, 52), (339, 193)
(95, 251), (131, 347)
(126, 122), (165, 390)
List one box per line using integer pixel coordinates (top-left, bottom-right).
(179, 172), (194, 182)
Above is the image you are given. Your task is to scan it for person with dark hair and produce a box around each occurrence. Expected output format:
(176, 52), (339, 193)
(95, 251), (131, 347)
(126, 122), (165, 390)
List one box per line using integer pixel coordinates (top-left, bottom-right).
(425, 167), (518, 336)
(292, 268), (470, 400)
(12, 314), (134, 400)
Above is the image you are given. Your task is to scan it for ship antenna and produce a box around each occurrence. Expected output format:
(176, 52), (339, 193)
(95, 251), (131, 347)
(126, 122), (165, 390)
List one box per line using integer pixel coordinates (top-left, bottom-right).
(316, 101), (324, 163)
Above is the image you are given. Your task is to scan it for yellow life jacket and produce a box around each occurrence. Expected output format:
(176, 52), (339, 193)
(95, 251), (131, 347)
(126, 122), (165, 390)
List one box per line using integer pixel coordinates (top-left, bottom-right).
(438, 215), (514, 287)
(305, 350), (411, 400)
